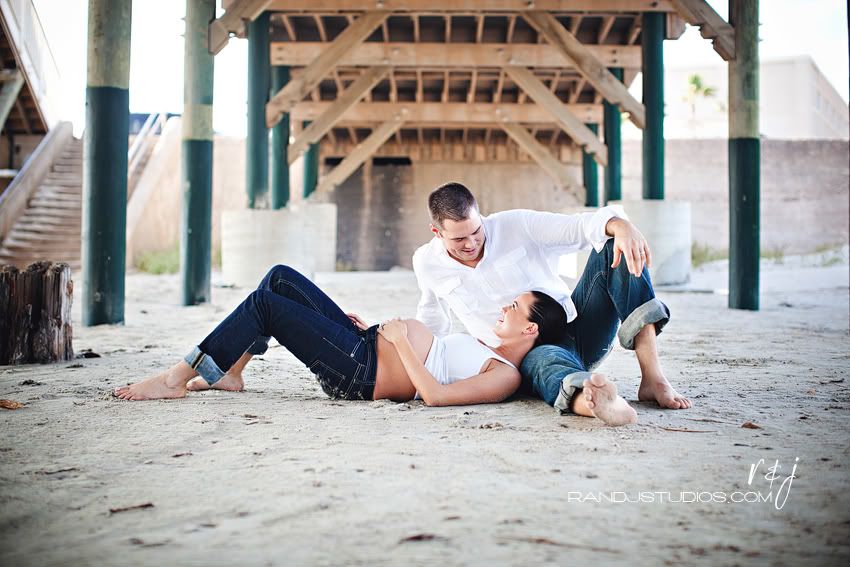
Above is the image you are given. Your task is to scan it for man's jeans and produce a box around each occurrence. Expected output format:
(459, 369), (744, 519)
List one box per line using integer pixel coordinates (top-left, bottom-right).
(520, 240), (669, 413)
(183, 265), (379, 400)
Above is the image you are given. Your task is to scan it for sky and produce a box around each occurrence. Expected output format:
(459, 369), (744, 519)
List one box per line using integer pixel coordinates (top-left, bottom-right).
(31, 0), (850, 136)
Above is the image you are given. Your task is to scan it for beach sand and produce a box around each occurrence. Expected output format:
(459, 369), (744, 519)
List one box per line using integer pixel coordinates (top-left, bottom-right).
(1, 253), (848, 566)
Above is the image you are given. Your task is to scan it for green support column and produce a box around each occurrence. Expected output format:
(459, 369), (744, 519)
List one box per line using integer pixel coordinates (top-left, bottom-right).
(270, 65), (290, 209)
(641, 13), (665, 200)
(246, 12), (270, 208)
(302, 121), (318, 198)
(728, 0), (760, 310)
(82, 0), (131, 326)
(603, 67), (623, 203)
(582, 123), (599, 207)
(181, 0), (215, 306)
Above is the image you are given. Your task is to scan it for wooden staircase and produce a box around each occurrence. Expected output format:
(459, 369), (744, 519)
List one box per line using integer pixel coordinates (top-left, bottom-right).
(0, 138), (82, 271)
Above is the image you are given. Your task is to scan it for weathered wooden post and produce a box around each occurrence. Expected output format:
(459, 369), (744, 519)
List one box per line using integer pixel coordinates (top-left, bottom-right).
(0, 262), (73, 365)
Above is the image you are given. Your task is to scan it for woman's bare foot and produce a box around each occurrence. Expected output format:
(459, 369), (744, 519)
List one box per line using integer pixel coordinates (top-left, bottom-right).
(114, 362), (195, 401)
(582, 374), (637, 426)
(638, 375), (692, 409)
(186, 371), (244, 392)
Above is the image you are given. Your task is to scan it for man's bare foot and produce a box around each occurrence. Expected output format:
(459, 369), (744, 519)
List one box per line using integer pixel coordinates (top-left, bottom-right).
(638, 376), (692, 409)
(114, 363), (194, 401)
(186, 371), (244, 392)
(582, 374), (637, 426)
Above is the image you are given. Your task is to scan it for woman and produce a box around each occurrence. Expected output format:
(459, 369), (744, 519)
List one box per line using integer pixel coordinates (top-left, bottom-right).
(114, 264), (567, 406)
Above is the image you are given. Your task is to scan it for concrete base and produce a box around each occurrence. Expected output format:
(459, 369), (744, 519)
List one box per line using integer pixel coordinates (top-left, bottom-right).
(221, 203), (337, 288)
(611, 200), (692, 285)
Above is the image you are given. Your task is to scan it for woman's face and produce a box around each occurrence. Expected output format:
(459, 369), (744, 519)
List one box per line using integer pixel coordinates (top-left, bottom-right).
(493, 292), (537, 339)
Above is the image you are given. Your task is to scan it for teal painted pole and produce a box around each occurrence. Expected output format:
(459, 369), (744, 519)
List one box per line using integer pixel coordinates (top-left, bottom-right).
(82, 0), (131, 326)
(181, 0), (215, 306)
(641, 12), (665, 200)
(582, 123), (599, 207)
(728, 0), (760, 310)
(302, 121), (318, 198)
(246, 12), (270, 208)
(603, 67), (623, 204)
(270, 65), (290, 209)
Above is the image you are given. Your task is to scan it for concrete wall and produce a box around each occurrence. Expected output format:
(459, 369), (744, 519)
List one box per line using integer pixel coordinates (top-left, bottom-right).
(129, 136), (848, 270)
(621, 139), (849, 254)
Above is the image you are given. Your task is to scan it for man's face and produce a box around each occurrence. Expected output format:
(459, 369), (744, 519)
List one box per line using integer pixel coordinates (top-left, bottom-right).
(432, 208), (486, 265)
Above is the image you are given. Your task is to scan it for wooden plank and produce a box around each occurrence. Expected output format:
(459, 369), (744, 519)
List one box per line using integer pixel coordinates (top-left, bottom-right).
(505, 66), (606, 165)
(247, 1), (675, 11)
(315, 114), (406, 194)
(291, 101), (603, 125)
(500, 122), (579, 190)
(670, 0), (735, 60)
(265, 11), (389, 127)
(523, 11), (645, 128)
(270, 41), (641, 69)
(288, 66), (389, 164)
(209, 0), (271, 55)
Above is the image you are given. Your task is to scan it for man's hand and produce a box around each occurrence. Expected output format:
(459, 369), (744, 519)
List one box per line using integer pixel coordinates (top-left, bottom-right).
(346, 312), (369, 330)
(606, 218), (652, 277)
(378, 319), (408, 344)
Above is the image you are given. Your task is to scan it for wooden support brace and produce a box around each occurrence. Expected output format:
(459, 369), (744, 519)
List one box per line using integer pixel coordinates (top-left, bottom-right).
(265, 11), (389, 128)
(670, 0), (735, 60)
(500, 121), (579, 191)
(523, 10), (646, 129)
(315, 113), (405, 194)
(208, 0), (271, 55)
(505, 65), (607, 165)
(289, 66), (389, 165)
(0, 70), (24, 129)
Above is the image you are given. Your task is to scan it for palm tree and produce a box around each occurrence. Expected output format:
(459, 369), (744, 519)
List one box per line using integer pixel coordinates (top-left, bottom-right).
(682, 73), (717, 122)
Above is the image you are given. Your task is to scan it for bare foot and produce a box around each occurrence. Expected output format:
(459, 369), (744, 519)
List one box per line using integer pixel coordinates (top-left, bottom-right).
(582, 374), (637, 426)
(114, 363), (194, 401)
(638, 376), (692, 409)
(186, 371), (244, 392)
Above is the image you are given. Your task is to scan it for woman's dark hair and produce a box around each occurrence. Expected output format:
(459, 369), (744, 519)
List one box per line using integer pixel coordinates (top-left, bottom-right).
(428, 182), (478, 229)
(528, 291), (568, 347)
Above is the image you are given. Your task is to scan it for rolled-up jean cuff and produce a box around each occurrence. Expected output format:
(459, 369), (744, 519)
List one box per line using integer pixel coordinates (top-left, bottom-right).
(183, 346), (226, 385)
(553, 371), (593, 414)
(618, 298), (670, 350)
(247, 337), (270, 355)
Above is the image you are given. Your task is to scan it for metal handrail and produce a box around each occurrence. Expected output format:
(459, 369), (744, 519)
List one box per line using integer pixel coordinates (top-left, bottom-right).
(127, 112), (167, 191)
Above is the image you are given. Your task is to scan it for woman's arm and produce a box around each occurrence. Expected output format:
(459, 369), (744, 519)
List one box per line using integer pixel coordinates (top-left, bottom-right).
(379, 320), (521, 407)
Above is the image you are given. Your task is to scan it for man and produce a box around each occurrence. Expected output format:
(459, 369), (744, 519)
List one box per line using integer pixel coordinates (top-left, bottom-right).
(412, 182), (690, 424)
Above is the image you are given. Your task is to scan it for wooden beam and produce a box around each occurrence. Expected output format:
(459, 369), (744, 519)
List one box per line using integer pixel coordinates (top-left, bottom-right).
(506, 15), (517, 42)
(248, 1), (675, 11)
(316, 114), (405, 194)
(670, 0), (735, 60)
(501, 121), (579, 190)
(289, 66), (389, 165)
(505, 66), (606, 165)
(271, 41), (640, 70)
(209, 0), (271, 55)
(413, 14), (419, 42)
(292, 101), (603, 125)
(494, 70), (506, 103)
(15, 100), (31, 134)
(0, 71), (24, 129)
(467, 69), (478, 104)
(523, 11), (645, 128)
(314, 15), (328, 42)
(281, 14), (296, 40)
(598, 16), (616, 43)
(569, 77), (585, 103)
(442, 70), (450, 103)
(476, 15), (485, 43)
(265, 11), (389, 127)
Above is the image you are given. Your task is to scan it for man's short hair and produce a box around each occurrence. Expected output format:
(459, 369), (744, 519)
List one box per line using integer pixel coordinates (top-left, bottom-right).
(428, 182), (479, 229)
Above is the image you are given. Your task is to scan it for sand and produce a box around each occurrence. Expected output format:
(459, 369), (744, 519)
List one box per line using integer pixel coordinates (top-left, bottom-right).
(1, 252), (849, 566)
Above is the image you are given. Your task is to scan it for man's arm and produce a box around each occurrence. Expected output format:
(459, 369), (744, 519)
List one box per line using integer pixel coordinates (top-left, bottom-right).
(604, 217), (652, 277)
(516, 206), (623, 253)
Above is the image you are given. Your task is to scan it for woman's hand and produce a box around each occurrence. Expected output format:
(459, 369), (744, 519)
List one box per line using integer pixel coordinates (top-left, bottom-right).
(346, 312), (369, 330)
(377, 318), (407, 344)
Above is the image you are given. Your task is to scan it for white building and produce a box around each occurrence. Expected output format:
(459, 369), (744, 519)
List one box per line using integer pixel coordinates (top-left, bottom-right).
(624, 56), (849, 140)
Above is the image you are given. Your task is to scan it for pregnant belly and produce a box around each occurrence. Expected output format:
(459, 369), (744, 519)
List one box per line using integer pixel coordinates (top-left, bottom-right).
(372, 319), (434, 401)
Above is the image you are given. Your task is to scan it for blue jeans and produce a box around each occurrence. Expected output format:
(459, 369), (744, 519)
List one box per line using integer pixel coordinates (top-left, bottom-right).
(519, 240), (670, 413)
(183, 265), (379, 400)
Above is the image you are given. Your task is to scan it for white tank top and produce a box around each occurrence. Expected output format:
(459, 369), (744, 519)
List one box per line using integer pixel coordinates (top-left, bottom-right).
(415, 334), (517, 400)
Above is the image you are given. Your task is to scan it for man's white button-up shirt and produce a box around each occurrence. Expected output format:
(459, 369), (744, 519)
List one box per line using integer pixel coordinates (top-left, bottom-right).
(412, 207), (624, 346)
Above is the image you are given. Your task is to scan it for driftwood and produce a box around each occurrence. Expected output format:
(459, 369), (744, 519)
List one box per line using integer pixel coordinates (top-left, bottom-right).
(0, 262), (73, 365)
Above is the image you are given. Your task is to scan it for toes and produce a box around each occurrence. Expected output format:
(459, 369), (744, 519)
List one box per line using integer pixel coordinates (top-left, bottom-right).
(589, 374), (608, 388)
